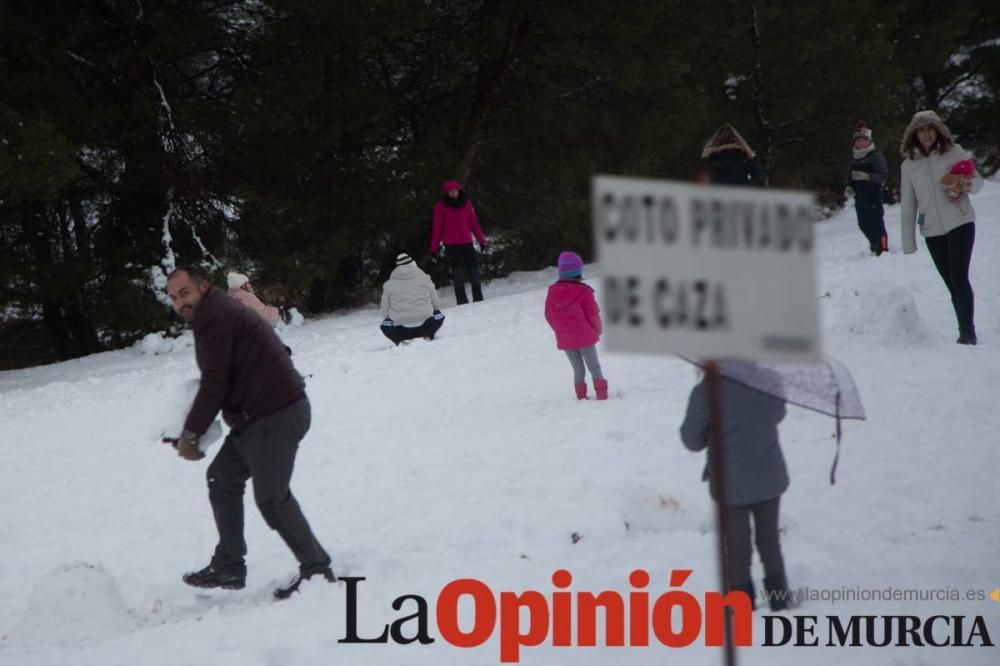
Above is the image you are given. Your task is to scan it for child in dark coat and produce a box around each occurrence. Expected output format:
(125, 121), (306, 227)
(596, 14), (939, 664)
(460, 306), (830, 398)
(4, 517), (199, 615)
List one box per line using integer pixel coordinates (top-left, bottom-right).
(544, 252), (608, 400)
(848, 121), (889, 255)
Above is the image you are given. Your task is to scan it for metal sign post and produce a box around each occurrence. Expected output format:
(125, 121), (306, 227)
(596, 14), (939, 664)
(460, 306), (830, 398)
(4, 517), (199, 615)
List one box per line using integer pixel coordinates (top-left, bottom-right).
(705, 359), (734, 665)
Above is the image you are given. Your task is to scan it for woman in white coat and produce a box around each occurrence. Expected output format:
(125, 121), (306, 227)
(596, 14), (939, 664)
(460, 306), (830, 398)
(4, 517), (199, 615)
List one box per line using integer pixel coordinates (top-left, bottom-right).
(379, 253), (445, 345)
(900, 110), (984, 345)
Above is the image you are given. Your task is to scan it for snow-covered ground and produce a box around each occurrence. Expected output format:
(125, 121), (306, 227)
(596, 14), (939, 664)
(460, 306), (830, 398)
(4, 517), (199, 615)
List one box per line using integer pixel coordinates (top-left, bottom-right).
(1, 183), (998, 665)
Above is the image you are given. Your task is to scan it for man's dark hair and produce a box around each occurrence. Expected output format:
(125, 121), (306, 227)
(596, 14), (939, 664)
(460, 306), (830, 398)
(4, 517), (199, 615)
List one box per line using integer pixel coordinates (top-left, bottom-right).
(168, 265), (210, 284)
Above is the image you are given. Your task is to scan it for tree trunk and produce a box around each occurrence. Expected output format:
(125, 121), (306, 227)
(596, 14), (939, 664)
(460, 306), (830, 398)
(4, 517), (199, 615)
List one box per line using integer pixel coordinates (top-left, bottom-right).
(748, 3), (773, 186)
(25, 204), (102, 359)
(458, 9), (532, 181)
(42, 297), (102, 359)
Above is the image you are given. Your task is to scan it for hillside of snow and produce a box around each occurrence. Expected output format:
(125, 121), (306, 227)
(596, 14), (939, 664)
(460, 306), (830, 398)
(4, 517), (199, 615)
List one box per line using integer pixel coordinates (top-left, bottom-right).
(1, 183), (998, 665)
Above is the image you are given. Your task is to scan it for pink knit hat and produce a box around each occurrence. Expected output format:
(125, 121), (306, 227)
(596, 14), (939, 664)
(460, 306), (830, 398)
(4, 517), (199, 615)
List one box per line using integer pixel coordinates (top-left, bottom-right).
(558, 251), (583, 278)
(442, 179), (461, 194)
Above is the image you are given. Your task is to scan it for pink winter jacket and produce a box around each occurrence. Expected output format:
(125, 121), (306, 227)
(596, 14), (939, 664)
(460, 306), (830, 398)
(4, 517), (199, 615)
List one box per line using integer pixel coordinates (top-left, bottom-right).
(228, 288), (280, 325)
(430, 193), (486, 252)
(544, 280), (602, 350)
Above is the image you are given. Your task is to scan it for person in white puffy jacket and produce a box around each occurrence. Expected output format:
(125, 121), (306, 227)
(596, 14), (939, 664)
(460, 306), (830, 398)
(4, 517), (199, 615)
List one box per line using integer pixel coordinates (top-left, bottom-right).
(900, 110), (984, 345)
(379, 253), (445, 345)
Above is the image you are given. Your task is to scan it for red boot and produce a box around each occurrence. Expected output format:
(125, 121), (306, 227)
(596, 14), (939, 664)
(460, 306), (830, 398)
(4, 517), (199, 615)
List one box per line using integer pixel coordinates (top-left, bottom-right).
(594, 378), (609, 401)
(574, 383), (588, 400)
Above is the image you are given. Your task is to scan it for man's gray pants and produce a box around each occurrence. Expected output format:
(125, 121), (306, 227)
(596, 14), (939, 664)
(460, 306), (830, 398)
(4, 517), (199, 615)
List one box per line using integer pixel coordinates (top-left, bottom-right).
(207, 398), (330, 572)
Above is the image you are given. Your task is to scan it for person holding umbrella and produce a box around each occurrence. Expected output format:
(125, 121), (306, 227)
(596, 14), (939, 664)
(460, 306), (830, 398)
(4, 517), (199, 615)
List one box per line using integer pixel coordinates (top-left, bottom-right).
(678, 355), (866, 613)
(680, 362), (791, 612)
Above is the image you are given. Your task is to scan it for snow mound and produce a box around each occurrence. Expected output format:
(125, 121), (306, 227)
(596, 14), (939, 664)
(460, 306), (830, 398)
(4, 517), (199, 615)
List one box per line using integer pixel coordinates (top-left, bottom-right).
(149, 378), (224, 452)
(133, 330), (194, 356)
(136, 332), (172, 356)
(7, 562), (134, 650)
(879, 286), (935, 346)
(285, 307), (304, 327)
(824, 284), (935, 347)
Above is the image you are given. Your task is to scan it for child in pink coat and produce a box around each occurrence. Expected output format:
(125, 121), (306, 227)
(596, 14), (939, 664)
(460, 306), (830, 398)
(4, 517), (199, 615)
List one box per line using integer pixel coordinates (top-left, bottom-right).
(544, 252), (609, 400)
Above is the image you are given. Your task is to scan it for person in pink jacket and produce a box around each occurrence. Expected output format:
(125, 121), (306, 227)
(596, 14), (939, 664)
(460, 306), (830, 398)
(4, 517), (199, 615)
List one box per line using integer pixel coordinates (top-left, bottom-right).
(429, 179), (487, 305)
(544, 252), (609, 400)
(227, 272), (280, 326)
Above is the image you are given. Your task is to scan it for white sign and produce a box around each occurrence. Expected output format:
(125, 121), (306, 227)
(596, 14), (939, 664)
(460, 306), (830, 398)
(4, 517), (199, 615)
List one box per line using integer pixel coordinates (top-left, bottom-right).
(592, 176), (820, 362)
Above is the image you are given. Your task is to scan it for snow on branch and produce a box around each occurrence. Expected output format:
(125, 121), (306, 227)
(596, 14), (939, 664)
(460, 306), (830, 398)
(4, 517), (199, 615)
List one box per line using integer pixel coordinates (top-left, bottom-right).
(161, 191), (176, 272)
(152, 77), (176, 132)
(186, 219), (222, 271)
(66, 50), (97, 68)
(150, 191), (175, 309)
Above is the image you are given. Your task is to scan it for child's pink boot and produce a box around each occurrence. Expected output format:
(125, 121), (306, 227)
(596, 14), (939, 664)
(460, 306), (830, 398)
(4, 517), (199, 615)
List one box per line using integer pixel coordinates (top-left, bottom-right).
(594, 378), (609, 401)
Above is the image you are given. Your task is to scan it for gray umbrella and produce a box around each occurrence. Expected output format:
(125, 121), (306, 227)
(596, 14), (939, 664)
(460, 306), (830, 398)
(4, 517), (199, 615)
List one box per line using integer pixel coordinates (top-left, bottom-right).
(680, 354), (866, 482)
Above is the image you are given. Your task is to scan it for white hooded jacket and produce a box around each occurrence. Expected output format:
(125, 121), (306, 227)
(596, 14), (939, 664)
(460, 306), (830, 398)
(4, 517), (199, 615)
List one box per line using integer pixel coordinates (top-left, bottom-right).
(899, 112), (983, 253)
(900, 145), (983, 253)
(379, 262), (441, 325)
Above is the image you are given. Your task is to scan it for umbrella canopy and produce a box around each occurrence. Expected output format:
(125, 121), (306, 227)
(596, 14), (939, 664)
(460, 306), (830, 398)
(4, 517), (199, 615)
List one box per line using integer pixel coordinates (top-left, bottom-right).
(680, 355), (866, 421)
(679, 354), (866, 484)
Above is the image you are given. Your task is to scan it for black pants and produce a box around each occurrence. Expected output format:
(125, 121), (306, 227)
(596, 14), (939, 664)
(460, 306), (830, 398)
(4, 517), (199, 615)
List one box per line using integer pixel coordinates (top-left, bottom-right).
(725, 497), (785, 587)
(380, 314), (444, 345)
(925, 222), (975, 334)
(207, 398), (329, 572)
(445, 243), (483, 304)
(854, 190), (887, 253)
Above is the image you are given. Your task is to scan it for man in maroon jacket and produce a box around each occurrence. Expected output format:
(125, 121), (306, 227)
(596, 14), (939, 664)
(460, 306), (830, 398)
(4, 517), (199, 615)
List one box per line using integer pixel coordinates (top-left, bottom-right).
(165, 265), (332, 599)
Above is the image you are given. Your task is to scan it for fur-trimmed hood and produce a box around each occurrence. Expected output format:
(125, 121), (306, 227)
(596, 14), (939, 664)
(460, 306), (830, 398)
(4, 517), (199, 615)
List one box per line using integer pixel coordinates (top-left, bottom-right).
(702, 124), (755, 159)
(900, 110), (954, 157)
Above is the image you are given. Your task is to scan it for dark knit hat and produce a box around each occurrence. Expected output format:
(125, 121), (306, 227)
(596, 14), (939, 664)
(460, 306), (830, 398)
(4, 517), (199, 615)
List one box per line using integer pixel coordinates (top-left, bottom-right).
(395, 253), (414, 267)
(558, 251), (583, 278)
